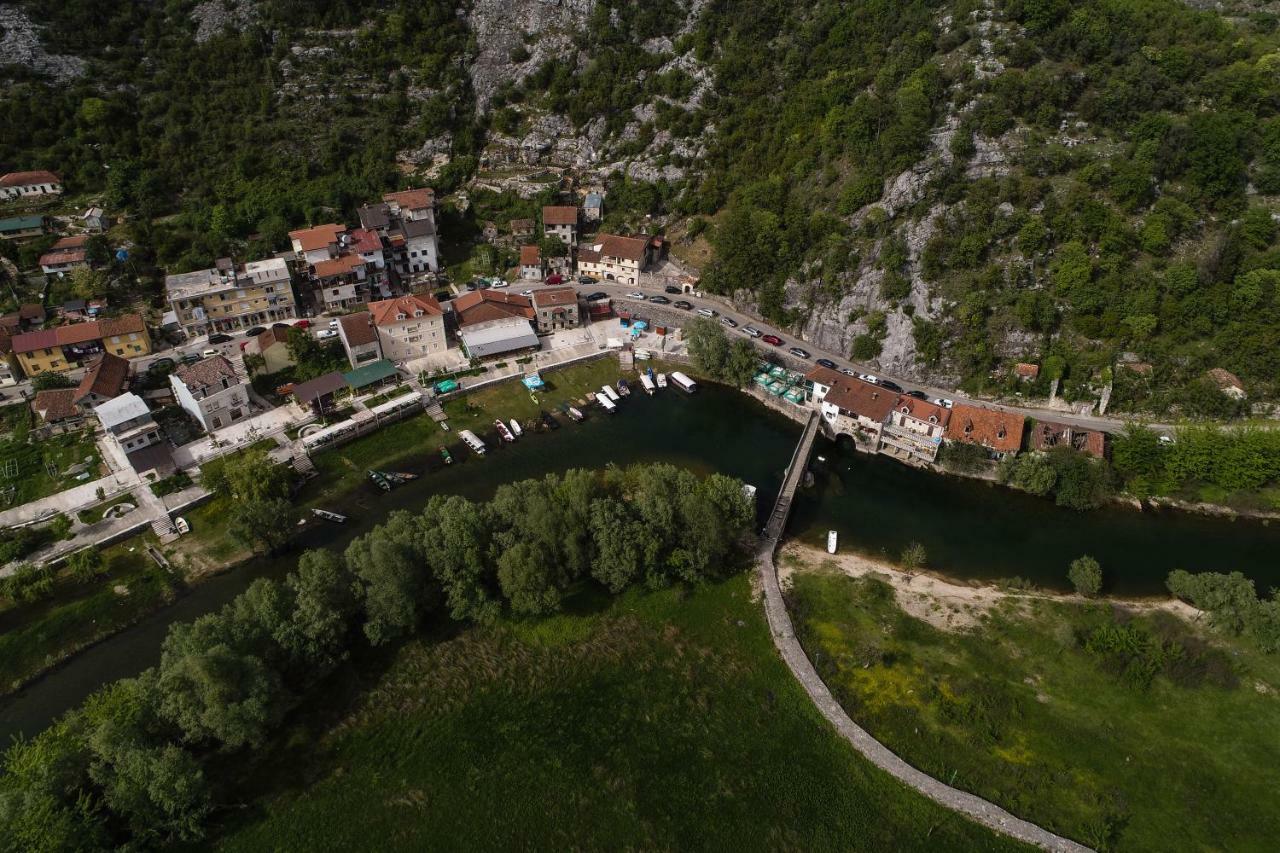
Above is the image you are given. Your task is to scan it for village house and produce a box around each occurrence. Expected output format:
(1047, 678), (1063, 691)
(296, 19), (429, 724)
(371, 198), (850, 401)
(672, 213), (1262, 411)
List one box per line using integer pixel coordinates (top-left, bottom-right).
(450, 290), (538, 358)
(169, 355), (249, 432)
(0, 215), (47, 240)
(519, 245), (543, 280)
(510, 218), (535, 240)
(0, 170), (62, 200)
(359, 195), (439, 283)
(369, 294), (447, 362)
(244, 327), (295, 375)
(583, 191), (603, 223)
(1014, 362), (1040, 381)
(312, 254), (370, 312)
(99, 314), (151, 358)
(81, 207), (109, 233)
(1030, 420), (1107, 457)
(542, 206), (579, 247)
(11, 313), (149, 376)
(383, 188), (436, 226)
(531, 287), (581, 332)
(289, 224), (347, 265)
(337, 311), (382, 368)
(882, 395), (951, 463)
(943, 403), (1025, 459)
(95, 393), (162, 455)
(32, 388), (83, 435)
(38, 235), (91, 277)
(73, 352), (130, 412)
(165, 257), (297, 338)
(577, 234), (655, 286)
(805, 366), (896, 447)
(19, 303), (46, 327)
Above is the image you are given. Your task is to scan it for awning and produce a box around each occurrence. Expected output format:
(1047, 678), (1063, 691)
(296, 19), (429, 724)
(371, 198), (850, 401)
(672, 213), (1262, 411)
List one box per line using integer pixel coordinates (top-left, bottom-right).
(342, 359), (398, 389)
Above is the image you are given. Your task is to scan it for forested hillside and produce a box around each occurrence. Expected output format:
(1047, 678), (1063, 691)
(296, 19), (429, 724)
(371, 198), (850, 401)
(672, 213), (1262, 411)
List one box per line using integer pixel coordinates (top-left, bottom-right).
(4, 0), (1280, 412)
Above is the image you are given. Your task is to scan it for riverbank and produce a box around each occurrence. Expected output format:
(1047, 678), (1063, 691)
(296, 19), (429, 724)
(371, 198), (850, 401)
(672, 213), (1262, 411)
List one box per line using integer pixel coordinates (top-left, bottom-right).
(782, 545), (1280, 851)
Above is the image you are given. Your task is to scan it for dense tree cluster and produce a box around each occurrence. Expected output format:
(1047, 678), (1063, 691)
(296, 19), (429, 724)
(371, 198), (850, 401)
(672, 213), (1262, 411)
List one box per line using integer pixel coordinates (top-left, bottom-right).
(1111, 424), (1280, 503)
(0, 465), (754, 848)
(684, 318), (760, 387)
(1167, 569), (1280, 652)
(999, 445), (1113, 510)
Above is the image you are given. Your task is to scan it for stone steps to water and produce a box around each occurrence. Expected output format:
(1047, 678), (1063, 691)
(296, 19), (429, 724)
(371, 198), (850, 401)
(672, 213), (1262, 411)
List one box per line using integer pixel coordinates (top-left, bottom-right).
(151, 515), (178, 543)
(425, 400), (446, 422)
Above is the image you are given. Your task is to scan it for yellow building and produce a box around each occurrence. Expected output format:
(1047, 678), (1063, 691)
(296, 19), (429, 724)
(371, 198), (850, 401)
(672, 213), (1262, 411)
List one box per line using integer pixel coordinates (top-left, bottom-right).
(165, 257), (296, 337)
(12, 313), (152, 376)
(99, 314), (152, 358)
(13, 331), (66, 375)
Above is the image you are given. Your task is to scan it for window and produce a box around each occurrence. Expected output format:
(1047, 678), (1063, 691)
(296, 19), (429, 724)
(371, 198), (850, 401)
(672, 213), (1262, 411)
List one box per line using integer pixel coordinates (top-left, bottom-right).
(211, 416), (222, 429)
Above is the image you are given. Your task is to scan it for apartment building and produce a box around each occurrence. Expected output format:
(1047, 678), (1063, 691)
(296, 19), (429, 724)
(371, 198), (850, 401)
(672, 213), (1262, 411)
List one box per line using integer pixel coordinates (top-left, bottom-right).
(369, 294), (446, 362)
(165, 257), (296, 338)
(577, 234), (654, 286)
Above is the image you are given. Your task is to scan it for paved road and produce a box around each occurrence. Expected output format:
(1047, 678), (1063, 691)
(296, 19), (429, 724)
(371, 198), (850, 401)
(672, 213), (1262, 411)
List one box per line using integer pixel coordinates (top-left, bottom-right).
(517, 277), (1155, 436)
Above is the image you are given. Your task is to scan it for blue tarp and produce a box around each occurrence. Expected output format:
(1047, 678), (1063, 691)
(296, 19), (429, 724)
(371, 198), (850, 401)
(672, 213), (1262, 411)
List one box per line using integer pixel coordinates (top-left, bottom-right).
(522, 374), (545, 389)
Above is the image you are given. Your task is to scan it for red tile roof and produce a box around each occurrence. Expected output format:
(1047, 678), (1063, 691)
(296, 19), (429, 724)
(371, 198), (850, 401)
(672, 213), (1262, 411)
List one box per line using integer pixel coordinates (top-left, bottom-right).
(312, 254), (365, 279)
(450, 290), (534, 327)
(519, 245), (541, 266)
(1030, 420), (1107, 457)
(50, 235), (87, 250)
(825, 379), (895, 422)
(347, 227), (383, 254)
(1014, 362), (1040, 379)
(383, 188), (434, 210)
(542, 206), (578, 226)
(38, 247), (87, 267)
(75, 353), (130, 403)
(944, 404), (1024, 454)
(32, 388), (78, 423)
(174, 354), (239, 392)
(369, 294), (443, 327)
(0, 170), (60, 188)
(338, 312), (377, 347)
(98, 314), (146, 338)
(598, 234), (648, 262)
(12, 328), (59, 354)
(894, 395), (952, 427)
(532, 287), (577, 308)
(289, 223), (345, 252)
(55, 321), (103, 346)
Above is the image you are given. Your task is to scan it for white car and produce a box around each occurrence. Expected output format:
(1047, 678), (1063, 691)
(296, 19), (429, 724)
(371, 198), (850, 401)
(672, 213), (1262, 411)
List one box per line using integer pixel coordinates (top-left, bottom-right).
(491, 280), (509, 288)
(932, 397), (954, 409)
(858, 373), (878, 383)
(328, 319), (339, 329)
(317, 329), (338, 340)
(201, 348), (217, 358)
(840, 368), (857, 377)
(696, 307), (717, 318)
(521, 289), (534, 297)
(626, 291), (646, 299)
(741, 326), (762, 338)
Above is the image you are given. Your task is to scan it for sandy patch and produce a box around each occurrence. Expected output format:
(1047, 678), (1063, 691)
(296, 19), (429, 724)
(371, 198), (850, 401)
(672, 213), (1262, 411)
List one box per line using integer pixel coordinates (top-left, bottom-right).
(778, 542), (1202, 632)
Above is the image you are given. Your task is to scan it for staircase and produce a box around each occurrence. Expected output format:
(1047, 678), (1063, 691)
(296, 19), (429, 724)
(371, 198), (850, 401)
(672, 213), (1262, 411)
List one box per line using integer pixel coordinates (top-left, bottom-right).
(291, 450), (317, 477)
(150, 514), (179, 543)
(424, 398), (447, 422)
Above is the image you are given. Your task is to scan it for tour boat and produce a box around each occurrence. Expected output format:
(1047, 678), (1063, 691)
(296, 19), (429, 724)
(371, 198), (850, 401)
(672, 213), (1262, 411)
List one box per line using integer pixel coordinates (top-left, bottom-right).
(656, 373), (668, 389)
(567, 406), (585, 422)
(670, 371), (697, 393)
(601, 383), (620, 402)
(440, 446), (452, 464)
(495, 419), (515, 442)
(595, 392), (616, 413)
(174, 517), (190, 535)
(459, 429), (486, 454)
(616, 378), (631, 397)
(312, 509), (347, 523)
(827, 530), (838, 554)
(509, 418), (523, 437)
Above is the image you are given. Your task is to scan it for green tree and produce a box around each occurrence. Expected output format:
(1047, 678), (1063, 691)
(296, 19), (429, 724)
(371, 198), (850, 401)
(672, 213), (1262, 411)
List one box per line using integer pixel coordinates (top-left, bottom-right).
(202, 447), (290, 503)
(31, 373), (75, 392)
(1068, 555), (1103, 597)
(228, 497), (294, 554)
(722, 338), (760, 388)
(67, 548), (107, 583)
(421, 495), (499, 624)
(685, 317), (729, 377)
(497, 541), (563, 616)
(346, 511), (431, 645)
(279, 550), (357, 665)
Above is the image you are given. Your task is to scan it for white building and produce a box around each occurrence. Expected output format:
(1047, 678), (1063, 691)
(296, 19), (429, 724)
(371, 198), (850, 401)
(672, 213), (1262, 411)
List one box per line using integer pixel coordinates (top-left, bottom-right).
(94, 393), (161, 454)
(0, 170), (62, 200)
(542, 206), (578, 247)
(169, 355), (250, 432)
(288, 223), (346, 265)
(519, 245), (543, 280)
(369, 294), (447, 362)
(577, 234), (654, 286)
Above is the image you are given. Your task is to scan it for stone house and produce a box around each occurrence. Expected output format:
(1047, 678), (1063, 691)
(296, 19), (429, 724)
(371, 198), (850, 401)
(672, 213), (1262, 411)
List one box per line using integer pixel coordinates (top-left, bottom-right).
(805, 366), (895, 447)
(0, 170), (62, 200)
(576, 234), (654, 286)
(369, 294), (447, 362)
(170, 355), (249, 432)
(542, 206), (579, 247)
(583, 191), (603, 223)
(531, 287), (580, 332)
(245, 327), (295, 375)
(882, 395), (951, 463)
(1030, 420), (1107, 457)
(519, 245), (543, 280)
(943, 404), (1025, 459)
(337, 311), (382, 369)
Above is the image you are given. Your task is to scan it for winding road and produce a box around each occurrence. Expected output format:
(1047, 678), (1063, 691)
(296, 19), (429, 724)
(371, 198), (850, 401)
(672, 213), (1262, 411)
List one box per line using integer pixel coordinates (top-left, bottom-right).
(757, 412), (1092, 852)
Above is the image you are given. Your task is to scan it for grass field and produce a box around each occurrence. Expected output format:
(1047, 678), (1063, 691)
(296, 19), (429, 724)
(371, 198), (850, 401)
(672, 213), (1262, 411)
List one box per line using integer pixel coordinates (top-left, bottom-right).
(0, 427), (102, 506)
(215, 576), (1025, 851)
(786, 560), (1280, 852)
(0, 544), (179, 694)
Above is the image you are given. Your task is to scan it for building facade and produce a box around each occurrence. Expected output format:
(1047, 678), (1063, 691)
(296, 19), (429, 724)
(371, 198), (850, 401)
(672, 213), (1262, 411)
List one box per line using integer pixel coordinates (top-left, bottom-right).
(531, 287), (581, 332)
(169, 355), (250, 432)
(882, 396), (951, 462)
(542, 206), (578, 247)
(0, 170), (62, 200)
(577, 234), (653, 285)
(337, 312), (382, 368)
(95, 393), (161, 454)
(165, 257), (297, 338)
(369, 294), (447, 362)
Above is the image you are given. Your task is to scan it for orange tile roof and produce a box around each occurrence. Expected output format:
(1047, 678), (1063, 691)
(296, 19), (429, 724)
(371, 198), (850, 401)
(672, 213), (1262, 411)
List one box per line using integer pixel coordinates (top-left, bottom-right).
(383, 188), (434, 210)
(289, 223), (345, 252)
(0, 170), (60, 188)
(75, 353), (130, 403)
(519, 245), (540, 265)
(532, 287), (577, 308)
(32, 389), (78, 423)
(369, 294), (443, 327)
(894, 395), (952, 427)
(598, 234), (648, 262)
(450, 290), (534, 327)
(98, 314), (146, 338)
(824, 379), (895, 422)
(312, 254), (365, 279)
(1015, 362), (1040, 379)
(542, 206), (578, 226)
(944, 404), (1025, 454)
(338, 312), (377, 346)
(55, 320), (103, 346)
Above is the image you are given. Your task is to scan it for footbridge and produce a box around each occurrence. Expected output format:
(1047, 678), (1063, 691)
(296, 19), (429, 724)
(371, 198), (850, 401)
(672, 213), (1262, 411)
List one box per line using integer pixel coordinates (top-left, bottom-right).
(757, 413), (1090, 853)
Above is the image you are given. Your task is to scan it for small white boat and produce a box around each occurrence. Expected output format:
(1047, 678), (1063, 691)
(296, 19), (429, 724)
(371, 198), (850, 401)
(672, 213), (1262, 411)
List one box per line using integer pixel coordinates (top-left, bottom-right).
(827, 530), (838, 554)
(656, 373), (668, 389)
(595, 392), (616, 413)
(509, 418), (523, 437)
(601, 384), (620, 402)
(494, 419), (515, 442)
(312, 508), (347, 523)
(567, 406), (585, 422)
(640, 374), (656, 394)
(174, 517), (190, 535)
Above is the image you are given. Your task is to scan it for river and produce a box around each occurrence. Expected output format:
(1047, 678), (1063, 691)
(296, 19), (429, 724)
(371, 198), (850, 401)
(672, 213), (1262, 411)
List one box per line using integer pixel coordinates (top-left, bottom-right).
(4, 383), (1280, 743)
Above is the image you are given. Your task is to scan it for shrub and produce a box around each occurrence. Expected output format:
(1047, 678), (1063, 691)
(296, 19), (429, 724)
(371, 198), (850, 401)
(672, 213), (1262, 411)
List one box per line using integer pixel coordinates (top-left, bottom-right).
(1068, 555), (1103, 597)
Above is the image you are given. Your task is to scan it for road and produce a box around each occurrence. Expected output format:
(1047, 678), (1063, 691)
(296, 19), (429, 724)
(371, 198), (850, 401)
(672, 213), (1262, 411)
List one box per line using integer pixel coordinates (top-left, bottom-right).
(515, 277), (1154, 436)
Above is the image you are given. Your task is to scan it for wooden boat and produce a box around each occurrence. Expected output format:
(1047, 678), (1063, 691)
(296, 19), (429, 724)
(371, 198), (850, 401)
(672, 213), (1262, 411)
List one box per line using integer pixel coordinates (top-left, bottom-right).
(509, 418), (523, 437)
(827, 530), (838, 554)
(567, 406), (585, 422)
(368, 470), (392, 491)
(440, 446), (452, 464)
(312, 508), (347, 523)
(595, 392), (616, 413)
(388, 472), (419, 482)
(616, 378), (631, 397)
(174, 517), (190, 535)
(494, 419), (515, 442)
(656, 373), (668, 389)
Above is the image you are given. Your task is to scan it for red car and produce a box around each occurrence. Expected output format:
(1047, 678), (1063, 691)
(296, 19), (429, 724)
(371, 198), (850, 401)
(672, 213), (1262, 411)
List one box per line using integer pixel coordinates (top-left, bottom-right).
(545, 274), (564, 285)
(762, 334), (784, 346)
(294, 319), (311, 329)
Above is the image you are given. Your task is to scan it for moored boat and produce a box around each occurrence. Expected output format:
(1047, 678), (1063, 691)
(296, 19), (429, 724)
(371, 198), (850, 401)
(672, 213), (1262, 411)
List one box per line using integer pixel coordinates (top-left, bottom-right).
(640, 374), (656, 394)
(440, 446), (452, 464)
(617, 379), (631, 396)
(601, 383), (620, 402)
(460, 429), (487, 454)
(495, 419), (515, 442)
(174, 517), (190, 535)
(827, 530), (838, 554)
(368, 470), (392, 491)
(567, 406), (585, 422)
(656, 373), (668, 389)
(389, 472), (419, 482)
(509, 418), (523, 437)
(312, 508), (347, 523)
(539, 410), (560, 430)
(670, 371), (697, 393)
(595, 392), (616, 412)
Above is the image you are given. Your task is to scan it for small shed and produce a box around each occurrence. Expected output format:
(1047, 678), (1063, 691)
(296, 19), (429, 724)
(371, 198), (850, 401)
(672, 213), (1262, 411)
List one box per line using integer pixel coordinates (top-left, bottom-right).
(292, 371), (348, 415)
(343, 359), (399, 394)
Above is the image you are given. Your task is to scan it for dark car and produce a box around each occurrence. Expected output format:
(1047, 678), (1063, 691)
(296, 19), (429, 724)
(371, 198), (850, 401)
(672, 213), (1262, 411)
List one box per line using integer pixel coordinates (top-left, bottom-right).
(209, 333), (233, 344)
(578, 275), (596, 285)
(816, 358), (837, 370)
(243, 327), (266, 338)
(584, 291), (608, 302)
(762, 334), (784, 346)
(664, 285), (681, 294)
(149, 357), (175, 373)
(649, 295), (671, 305)
(877, 379), (903, 393)
(465, 282), (478, 291)
(673, 300), (693, 310)
(905, 389), (928, 400)
(789, 347), (810, 359)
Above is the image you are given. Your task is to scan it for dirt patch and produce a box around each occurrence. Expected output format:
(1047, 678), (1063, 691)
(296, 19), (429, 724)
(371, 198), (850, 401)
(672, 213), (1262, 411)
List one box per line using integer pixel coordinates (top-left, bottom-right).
(778, 541), (1203, 631)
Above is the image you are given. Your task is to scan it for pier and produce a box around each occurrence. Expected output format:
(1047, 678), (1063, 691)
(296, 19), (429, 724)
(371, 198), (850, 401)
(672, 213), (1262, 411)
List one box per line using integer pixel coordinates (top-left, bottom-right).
(764, 411), (821, 541)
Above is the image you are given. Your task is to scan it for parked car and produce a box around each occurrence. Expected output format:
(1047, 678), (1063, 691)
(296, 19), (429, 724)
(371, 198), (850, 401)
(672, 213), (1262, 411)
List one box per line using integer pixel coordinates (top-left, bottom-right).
(674, 300), (693, 310)
(584, 291), (608, 301)
(209, 333), (233, 344)
(933, 397), (954, 409)
(294, 319), (311, 329)
(905, 389), (928, 400)
(328, 319), (339, 329)
(521, 289), (534, 297)
(695, 307), (717, 318)
(664, 285), (681, 294)
(878, 379), (903, 393)
(578, 275), (596, 284)
(201, 348), (218, 358)
(490, 280), (509, 288)
(816, 358), (836, 369)
(788, 347), (810, 359)
(546, 274), (564, 284)
(181, 354), (201, 365)
(742, 326), (762, 338)
(840, 368), (857, 377)
(626, 291), (646, 299)
(721, 316), (738, 328)
(316, 329), (338, 340)
(243, 327), (266, 337)
(649, 295), (671, 304)
(762, 334), (783, 346)
(858, 373), (878, 383)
